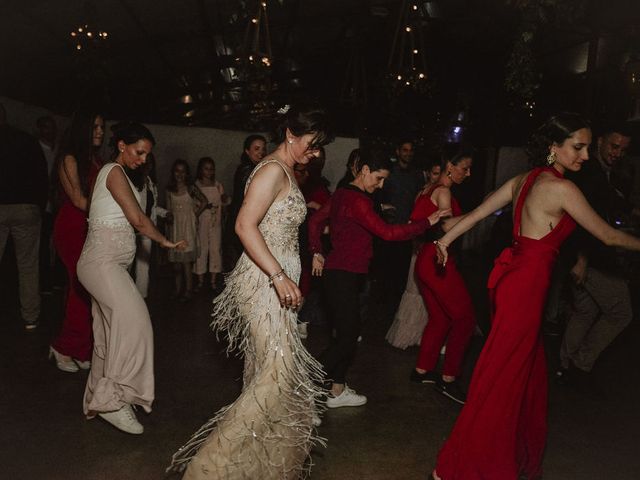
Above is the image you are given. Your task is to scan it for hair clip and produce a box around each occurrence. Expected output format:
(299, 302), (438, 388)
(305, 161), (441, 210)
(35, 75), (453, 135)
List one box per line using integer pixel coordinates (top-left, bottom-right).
(277, 104), (291, 115)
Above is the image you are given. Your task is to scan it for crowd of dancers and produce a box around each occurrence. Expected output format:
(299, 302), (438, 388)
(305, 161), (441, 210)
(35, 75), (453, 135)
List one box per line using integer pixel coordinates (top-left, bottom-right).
(1, 101), (639, 479)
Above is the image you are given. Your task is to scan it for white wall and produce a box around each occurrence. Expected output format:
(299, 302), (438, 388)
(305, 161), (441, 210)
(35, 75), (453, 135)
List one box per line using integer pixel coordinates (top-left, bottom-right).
(1, 96), (358, 203)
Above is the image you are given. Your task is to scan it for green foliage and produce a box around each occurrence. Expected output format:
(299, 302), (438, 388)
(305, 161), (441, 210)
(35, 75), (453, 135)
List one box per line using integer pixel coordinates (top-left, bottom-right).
(503, 0), (587, 105)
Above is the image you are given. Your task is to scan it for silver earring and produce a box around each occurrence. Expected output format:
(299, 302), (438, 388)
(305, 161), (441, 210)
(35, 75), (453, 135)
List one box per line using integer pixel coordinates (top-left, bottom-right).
(546, 152), (556, 166)
(287, 139), (293, 144)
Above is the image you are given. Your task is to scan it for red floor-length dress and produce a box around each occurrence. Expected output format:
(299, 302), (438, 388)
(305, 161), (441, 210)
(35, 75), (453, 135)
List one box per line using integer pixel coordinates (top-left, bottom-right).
(52, 161), (100, 362)
(435, 167), (576, 480)
(412, 185), (476, 377)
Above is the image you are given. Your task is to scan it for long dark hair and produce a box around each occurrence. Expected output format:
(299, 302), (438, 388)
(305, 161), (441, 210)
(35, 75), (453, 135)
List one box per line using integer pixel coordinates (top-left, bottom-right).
(166, 159), (192, 193)
(527, 113), (590, 166)
(55, 111), (104, 196)
(271, 101), (334, 149)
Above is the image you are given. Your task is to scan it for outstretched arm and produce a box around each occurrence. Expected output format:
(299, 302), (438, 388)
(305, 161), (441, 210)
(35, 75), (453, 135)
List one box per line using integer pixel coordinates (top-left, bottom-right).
(107, 166), (185, 249)
(436, 176), (517, 265)
(560, 181), (640, 252)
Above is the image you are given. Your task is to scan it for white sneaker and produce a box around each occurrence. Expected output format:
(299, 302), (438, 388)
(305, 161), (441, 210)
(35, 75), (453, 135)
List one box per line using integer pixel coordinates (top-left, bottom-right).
(326, 386), (367, 408)
(298, 322), (309, 340)
(99, 405), (144, 434)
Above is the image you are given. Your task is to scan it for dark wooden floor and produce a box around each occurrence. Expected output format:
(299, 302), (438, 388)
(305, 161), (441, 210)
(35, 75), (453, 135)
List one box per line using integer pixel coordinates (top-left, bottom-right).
(1, 244), (640, 480)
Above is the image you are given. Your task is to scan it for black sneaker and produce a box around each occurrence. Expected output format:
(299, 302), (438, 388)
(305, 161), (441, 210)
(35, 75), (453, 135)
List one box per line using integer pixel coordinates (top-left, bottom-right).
(435, 379), (466, 405)
(410, 370), (439, 384)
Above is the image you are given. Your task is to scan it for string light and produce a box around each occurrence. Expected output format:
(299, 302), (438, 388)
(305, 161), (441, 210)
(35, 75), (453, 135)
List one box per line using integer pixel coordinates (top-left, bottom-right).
(70, 23), (108, 52)
(525, 100), (536, 118)
(387, 2), (428, 93)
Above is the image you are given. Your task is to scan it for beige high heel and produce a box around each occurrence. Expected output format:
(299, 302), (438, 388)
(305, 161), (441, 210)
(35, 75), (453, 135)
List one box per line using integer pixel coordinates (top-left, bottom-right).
(74, 359), (91, 370)
(49, 346), (79, 373)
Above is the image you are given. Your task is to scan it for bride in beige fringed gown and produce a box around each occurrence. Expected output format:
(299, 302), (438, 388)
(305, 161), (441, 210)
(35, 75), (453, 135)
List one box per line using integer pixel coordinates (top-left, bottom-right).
(169, 104), (333, 479)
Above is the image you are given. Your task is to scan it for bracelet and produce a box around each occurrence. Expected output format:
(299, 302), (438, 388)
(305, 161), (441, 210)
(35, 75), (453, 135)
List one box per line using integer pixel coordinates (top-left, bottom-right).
(433, 240), (449, 249)
(268, 269), (285, 285)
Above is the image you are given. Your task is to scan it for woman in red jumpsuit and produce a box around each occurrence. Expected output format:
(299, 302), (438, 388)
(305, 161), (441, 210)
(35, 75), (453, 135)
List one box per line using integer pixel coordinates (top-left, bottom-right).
(431, 113), (640, 480)
(50, 112), (104, 373)
(411, 151), (475, 405)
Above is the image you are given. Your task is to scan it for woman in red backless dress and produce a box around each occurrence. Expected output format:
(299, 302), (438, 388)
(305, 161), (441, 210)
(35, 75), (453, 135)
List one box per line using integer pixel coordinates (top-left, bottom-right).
(50, 112), (104, 373)
(431, 114), (640, 480)
(410, 151), (475, 405)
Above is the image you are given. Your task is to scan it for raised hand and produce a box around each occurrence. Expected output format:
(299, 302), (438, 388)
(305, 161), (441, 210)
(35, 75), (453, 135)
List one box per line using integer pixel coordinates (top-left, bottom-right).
(428, 208), (452, 226)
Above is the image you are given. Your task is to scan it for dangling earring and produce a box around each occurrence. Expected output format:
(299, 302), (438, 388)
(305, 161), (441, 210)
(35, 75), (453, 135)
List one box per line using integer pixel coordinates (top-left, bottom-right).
(546, 152), (556, 166)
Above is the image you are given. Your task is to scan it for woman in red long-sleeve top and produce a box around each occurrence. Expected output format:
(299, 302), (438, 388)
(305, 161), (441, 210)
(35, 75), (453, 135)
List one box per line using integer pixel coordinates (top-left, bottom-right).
(309, 150), (450, 408)
(410, 151), (475, 405)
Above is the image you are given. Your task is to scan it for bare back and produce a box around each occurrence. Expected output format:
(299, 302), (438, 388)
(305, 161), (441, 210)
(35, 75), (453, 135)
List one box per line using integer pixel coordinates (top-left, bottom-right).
(513, 170), (568, 240)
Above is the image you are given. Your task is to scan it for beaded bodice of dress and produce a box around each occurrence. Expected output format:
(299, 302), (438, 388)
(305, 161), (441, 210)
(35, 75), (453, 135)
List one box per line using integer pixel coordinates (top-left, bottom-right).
(245, 158), (307, 252)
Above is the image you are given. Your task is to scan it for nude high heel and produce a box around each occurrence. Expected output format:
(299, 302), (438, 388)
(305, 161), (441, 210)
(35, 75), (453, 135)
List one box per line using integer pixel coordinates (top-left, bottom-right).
(49, 346), (79, 373)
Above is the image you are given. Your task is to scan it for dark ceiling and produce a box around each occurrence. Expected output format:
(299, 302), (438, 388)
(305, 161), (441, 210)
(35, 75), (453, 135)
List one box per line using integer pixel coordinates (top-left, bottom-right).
(2, 0), (639, 138)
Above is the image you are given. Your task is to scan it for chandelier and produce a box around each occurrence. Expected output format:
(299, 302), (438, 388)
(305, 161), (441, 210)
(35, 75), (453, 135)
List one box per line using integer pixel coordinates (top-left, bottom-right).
(235, 0), (276, 121)
(387, 1), (429, 94)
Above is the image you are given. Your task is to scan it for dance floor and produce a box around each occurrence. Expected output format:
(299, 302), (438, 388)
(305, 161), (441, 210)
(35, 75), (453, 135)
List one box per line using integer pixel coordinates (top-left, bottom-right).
(1, 250), (639, 480)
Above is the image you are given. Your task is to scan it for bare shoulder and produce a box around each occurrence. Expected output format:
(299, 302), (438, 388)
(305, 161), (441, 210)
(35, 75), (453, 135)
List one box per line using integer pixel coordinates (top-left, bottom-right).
(106, 163), (127, 186)
(251, 160), (287, 182)
(539, 174), (578, 194)
(247, 160), (288, 194)
(434, 185), (451, 198)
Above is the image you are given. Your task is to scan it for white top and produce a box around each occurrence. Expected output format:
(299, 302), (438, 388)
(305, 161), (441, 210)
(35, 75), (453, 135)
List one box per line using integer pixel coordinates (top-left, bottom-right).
(89, 163), (140, 224)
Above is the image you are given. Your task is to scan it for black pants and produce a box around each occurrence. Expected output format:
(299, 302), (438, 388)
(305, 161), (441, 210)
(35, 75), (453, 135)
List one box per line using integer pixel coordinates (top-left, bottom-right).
(319, 269), (366, 385)
(374, 239), (412, 310)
